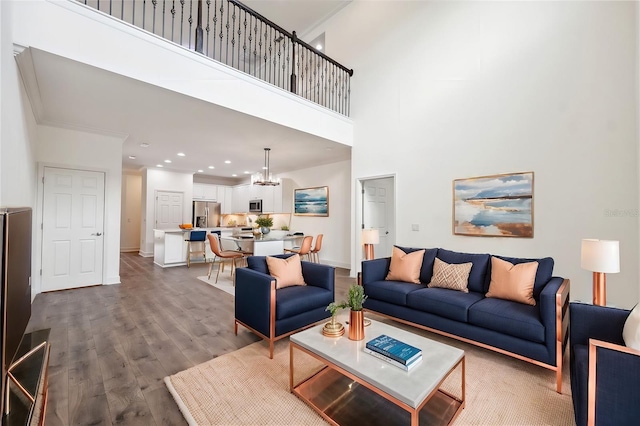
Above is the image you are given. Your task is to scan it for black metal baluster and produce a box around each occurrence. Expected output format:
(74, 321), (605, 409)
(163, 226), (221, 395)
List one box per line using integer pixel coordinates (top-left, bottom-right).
(188, 0), (193, 49)
(162, 0), (166, 38)
(242, 11), (247, 73)
(132, 0), (136, 25)
(253, 18), (258, 77)
(152, 0), (157, 34)
(347, 71), (351, 116)
(268, 27), (273, 84)
(225, 2), (230, 65)
(121, 0), (124, 20)
(332, 66), (337, 112)
(218, 1), (224, 63)
(277, 32), (282, 89)
(231, 5), (236, 68)
(107, 0), (110, 15)
(143, 0), (146, 29)
(170, 1), (176, 43)
(212, 0), (217, 59)
(205, 0), (211, 56)
(337, 71), (343, 115)
(322, 59), (327, 107)
(178, 0), (184, 45)
(237, 8), (242, 70)
(258, 21), (263, 80)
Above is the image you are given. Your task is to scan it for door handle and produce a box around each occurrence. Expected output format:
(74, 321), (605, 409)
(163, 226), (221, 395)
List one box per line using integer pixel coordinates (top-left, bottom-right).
(92, 232), (102, 236)
(386, 231), (389, 235)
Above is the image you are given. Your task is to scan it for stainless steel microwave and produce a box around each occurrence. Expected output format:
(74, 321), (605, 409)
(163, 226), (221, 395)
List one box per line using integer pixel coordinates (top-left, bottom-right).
(249, 199), (262, 213)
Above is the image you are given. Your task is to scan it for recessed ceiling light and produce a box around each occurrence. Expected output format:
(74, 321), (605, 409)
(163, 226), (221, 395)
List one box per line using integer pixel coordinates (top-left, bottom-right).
(140, 143), (150, 148)
(224, 160), (231, 164)
(156, 164), (163, 168)
(232, 174), (238, 177)
(197, 169), (203, 173)
(208, 166), (215, 169)
(316, 43), (323, 50)
(262, 166), (268, 170)
(177, 152), (185, 156)
(164, 159), (172, 163)
(128, 155), (136, 159)
(244, 171), (250, 174)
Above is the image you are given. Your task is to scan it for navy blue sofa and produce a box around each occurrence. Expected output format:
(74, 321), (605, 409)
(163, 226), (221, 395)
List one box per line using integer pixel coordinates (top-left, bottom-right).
(361, 247), (570, 393)
(235, 254), (335, 358)
(570, 302), (639, 426)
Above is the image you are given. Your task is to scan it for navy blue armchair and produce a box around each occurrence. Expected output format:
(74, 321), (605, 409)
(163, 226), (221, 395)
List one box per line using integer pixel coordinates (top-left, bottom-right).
(570, 302), (640, 426)
(235, 254), (335, 358)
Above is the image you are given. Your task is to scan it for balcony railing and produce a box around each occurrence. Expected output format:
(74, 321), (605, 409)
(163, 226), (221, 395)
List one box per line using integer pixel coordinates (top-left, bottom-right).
(78, 0), (354, 116)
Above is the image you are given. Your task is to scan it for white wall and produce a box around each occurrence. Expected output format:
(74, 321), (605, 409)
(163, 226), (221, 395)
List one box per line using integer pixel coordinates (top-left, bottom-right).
(312, 1), (639, 307)
(35, 125), (124, 290)
(140, 168), (193, 256)
(279, 160), (351, 268)
(11, 0), (353, 147)
(121, 171), (142, 252)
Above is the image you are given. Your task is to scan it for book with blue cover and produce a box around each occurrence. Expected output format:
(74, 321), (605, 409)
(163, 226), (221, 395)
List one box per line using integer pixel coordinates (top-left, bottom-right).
(363, 347), (422, 371)
(366, 335), (422, 365)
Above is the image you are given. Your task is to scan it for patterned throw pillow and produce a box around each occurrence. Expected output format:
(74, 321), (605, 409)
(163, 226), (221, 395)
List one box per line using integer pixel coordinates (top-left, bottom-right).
(385, 246), (425, 284)
(266, 254), (307, 289)
(486, 257), (538, 306)
(427, 258), (472, 292)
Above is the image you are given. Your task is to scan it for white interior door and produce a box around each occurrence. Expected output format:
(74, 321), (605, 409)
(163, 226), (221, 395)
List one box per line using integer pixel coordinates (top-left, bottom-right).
(42, 167), (105, 292)
(363, 178), (395, 258)
(155, 191), (184, 229)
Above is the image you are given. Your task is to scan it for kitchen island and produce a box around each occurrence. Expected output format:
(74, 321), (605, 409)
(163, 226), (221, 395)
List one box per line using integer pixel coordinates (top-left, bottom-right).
(222, 233), (304, 256)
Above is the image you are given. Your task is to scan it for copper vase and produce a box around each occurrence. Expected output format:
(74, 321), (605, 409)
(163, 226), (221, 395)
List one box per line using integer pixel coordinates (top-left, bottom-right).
(348, 310), (365, 341)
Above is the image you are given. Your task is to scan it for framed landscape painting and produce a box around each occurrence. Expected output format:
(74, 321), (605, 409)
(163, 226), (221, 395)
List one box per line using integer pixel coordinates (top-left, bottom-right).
(294, 186), (329, 216)
(453, 172), (534, 238)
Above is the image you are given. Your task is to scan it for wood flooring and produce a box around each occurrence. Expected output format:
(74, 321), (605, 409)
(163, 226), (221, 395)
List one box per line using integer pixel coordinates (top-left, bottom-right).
(26, 253), (355, 425)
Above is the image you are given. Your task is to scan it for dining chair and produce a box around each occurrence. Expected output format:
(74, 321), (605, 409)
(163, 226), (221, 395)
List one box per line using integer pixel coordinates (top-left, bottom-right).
(186, 230), (207, 268)
(283, 235), (313, 261)
(309, 234), (323, 263)
(207, 233), (244, 283)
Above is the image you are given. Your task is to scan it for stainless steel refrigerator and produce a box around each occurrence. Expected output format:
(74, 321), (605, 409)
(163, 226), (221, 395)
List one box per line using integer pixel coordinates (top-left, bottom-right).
(192, 201), (221, 228)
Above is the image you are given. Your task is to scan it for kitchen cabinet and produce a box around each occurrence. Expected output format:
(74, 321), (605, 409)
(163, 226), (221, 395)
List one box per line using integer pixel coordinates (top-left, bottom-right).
(232, 179), (293, 213)
(193, 183), (218, 201)
(221, 187), (233, 214)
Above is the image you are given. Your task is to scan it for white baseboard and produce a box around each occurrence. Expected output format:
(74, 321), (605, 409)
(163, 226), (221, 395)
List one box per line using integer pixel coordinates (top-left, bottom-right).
(120, 247), (140, 253)
(139, 251), (154, 258)
(105, 276), (121, 285)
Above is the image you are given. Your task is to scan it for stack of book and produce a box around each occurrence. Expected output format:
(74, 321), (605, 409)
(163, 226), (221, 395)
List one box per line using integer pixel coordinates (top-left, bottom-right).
(364, 334), (423, 371)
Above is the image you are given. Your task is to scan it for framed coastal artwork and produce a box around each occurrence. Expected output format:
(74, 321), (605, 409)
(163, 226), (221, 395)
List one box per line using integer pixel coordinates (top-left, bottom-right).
(453, 172), (534, 238)
(294, 186), (329, 216)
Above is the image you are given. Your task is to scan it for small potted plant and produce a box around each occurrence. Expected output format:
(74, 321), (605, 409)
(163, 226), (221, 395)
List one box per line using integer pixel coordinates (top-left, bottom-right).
(255, 216), (273, 235)
(325, 285), (368, 340)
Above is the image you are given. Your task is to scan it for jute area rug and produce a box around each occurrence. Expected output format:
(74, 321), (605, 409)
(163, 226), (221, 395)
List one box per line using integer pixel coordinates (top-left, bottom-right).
(165, 320), (574, 425)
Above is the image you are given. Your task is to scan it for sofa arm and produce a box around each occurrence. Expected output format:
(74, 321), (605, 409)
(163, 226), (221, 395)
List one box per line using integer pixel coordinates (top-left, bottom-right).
(587, 339), (640, 425)
(362, 258), (391, 284)
(301, 262), (335, 292)
(235, 267), (275, 338)
(570, 302), (629, 347)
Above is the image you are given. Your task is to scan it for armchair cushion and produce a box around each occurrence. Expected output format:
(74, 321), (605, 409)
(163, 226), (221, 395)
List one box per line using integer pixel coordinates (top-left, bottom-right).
(247, 253), (294, 275)
(623, 304), (640, 350)
(266, 254), (306, 289)
(276, 285), (333, 320)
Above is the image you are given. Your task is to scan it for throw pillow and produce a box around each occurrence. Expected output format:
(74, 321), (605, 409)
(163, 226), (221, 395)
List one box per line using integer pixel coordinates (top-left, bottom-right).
(385, 246), (425, 284)
(427, 258), (472, 293)
(266, 254), (306, 289)
(623, 304), (640, 351)
(486, 257), (538, 306)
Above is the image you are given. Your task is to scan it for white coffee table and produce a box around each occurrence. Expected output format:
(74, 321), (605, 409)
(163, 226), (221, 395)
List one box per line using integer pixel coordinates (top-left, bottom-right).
(289, 318), (465, 426)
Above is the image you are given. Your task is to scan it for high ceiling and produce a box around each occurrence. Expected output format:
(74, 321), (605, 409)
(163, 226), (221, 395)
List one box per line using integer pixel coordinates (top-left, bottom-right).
(20, 1), (352, 182)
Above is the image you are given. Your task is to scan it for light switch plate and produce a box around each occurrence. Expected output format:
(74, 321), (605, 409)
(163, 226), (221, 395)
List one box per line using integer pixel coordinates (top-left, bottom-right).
(411, 224), (419, 231)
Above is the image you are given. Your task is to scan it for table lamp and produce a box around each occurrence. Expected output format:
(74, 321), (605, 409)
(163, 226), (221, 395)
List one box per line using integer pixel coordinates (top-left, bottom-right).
(580, 239), (620, 306)
(362, 229), (379, 260)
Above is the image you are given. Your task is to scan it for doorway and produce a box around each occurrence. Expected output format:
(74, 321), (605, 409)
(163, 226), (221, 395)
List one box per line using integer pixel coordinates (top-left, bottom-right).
(360, 176), (395, 259)
(41, 167), (105, 292)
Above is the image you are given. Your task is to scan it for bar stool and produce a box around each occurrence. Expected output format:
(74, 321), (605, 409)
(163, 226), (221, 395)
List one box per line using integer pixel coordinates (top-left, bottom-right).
(310, 234), (323, 263)
(186, 230), (207, 268)
(207, 233), (244, 283)
(283, 235), (313, 261)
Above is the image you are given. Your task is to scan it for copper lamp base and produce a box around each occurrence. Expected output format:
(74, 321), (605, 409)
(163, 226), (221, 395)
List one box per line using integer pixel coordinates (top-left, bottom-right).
(592, 272), (607, 306)
(364, 244), (374, 261)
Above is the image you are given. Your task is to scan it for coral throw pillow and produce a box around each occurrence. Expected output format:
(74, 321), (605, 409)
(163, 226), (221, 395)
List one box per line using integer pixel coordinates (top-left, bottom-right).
(486, 257), (538, 306)
(385, 246), (425, 284)
(428, 258), (472, 293)
(623, 304), (640, 351)
(266, 254), (306, 289)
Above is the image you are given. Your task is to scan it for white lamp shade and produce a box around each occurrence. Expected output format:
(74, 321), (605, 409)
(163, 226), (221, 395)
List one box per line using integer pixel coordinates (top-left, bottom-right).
(361, 229), (380, 245)
(581, 239), (620, 273)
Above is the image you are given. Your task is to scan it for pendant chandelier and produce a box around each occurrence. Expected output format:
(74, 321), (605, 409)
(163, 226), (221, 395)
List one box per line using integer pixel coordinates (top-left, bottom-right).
(251, 148), (281, 186)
